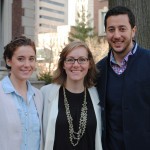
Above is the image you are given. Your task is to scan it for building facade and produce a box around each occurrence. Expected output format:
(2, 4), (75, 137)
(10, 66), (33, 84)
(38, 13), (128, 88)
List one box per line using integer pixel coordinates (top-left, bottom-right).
(35, 0), (68, 34)
(0, 0), (36, 68)
(0, 0), (13, 67)
(0, 0), (109, 66)
(94, 0), (108, 36)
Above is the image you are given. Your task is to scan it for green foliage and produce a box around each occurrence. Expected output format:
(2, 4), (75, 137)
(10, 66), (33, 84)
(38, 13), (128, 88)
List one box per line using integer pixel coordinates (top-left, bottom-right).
(38, 72), (53, 85)
(68, 5), (94, 42)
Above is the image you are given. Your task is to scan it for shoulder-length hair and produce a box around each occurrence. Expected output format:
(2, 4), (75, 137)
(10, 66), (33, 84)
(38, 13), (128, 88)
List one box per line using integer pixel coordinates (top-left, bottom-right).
(52, 40), (98, 88)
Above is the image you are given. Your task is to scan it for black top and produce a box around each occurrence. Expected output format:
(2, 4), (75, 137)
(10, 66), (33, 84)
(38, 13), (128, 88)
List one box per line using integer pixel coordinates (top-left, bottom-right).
(53, 86), (97, 150)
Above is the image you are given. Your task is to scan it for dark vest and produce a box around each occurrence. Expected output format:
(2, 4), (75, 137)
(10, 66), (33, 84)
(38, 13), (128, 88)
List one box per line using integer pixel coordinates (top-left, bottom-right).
(96, 46), (150, 150)
(106, 66), (125, 150)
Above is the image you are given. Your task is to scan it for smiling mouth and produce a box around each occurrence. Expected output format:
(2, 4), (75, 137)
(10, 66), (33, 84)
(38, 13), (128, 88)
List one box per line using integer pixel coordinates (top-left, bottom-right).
(22, 70), (31, 73)
(113, 42), (123, 48)
(114, 41), (122, 44)
(71, 70), (81, 72)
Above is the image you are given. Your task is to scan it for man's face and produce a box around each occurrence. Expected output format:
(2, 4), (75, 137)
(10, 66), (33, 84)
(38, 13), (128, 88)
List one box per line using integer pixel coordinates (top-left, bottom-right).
(106, 14), (136, 58)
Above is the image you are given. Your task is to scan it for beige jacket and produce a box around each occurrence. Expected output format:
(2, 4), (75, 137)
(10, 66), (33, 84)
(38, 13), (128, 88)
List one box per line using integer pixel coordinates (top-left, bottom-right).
(41, 83), (102, 150)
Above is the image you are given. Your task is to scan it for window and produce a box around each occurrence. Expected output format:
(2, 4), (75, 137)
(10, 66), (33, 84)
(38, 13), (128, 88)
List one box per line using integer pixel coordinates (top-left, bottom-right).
(98, 7), (108, 36)
(39, 23), (57, 29)
(40, 0), (64, 7)
(40, 15), (64, 23)
(39, 7), (64, 15)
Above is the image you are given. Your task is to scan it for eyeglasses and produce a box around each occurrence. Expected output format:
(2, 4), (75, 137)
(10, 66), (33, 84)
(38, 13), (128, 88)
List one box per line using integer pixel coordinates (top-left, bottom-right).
(65, 57), (89, 64)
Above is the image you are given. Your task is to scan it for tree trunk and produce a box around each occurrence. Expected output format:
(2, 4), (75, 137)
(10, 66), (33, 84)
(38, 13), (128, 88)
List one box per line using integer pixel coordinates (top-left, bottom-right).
(109, 0), (150, 49)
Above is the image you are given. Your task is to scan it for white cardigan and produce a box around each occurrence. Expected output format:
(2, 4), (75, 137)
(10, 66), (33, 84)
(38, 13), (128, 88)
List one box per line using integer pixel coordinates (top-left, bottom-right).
(41, 84), (102, 150)
(0, 82), (43, 150)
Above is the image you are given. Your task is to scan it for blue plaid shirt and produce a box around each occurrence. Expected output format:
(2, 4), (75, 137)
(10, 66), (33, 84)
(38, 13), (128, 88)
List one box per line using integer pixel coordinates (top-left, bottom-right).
(2, 76), (40, 150)
(110, 42), (138, 75)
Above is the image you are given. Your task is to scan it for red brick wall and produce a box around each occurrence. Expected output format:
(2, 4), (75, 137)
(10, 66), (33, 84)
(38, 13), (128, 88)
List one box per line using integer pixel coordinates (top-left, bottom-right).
(94, 0), (108, 34)
(12, 0), (24, 38)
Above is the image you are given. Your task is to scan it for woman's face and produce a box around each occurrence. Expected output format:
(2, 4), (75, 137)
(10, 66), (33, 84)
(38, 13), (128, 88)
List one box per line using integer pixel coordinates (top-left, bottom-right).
(7, 45), (36, 82)
(63, 46), (90, 84)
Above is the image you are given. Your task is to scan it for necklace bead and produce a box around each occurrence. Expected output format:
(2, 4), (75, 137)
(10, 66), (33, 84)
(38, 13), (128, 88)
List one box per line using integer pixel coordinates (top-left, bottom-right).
(63, 87), (88, 147)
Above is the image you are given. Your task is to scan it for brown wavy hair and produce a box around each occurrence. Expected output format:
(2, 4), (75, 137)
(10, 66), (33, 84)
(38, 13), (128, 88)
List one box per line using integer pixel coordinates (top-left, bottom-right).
(52, 41), (98, 88)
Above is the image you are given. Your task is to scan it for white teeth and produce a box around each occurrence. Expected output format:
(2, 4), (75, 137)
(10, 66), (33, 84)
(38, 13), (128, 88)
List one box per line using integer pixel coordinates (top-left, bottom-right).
(22, 70), (30, 73)
(71, 70), (81, 72)
(114, 41), (122, 43)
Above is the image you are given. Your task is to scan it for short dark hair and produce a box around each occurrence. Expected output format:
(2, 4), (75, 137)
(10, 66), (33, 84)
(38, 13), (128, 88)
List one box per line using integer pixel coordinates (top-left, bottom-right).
(104, 6), (136, 29)
(3, 36), (36, 69)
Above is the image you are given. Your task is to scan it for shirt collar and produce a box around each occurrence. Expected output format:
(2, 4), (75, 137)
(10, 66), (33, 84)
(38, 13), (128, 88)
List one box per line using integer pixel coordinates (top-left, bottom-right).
(110, 42), (138, 65)
(2, 76), (35, 96)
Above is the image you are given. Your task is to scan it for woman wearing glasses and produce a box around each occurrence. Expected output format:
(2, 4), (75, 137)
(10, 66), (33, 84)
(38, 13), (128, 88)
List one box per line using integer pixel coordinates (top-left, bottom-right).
(41, 41), (102, 150)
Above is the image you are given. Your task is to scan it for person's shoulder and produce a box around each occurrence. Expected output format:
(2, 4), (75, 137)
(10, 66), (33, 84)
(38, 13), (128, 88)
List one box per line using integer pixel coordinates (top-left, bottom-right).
(97, 56), (108, 66)
(96, 55), (108, 71)
(41, 83), (52, 91)
(40, 83), (60, 95)
(40, 83), (61, 102)
(137, 46), (150, 60)
(143, 48), (150, 55)
(32, 86), (40, 92)
(138, 46), (150, 54)
(31, 86), (42, 96)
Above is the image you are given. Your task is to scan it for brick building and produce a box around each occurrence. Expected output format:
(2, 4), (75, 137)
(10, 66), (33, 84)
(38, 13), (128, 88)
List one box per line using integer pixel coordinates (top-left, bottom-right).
(0, 0), (35, 69)
(94, 0), (108, 36)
